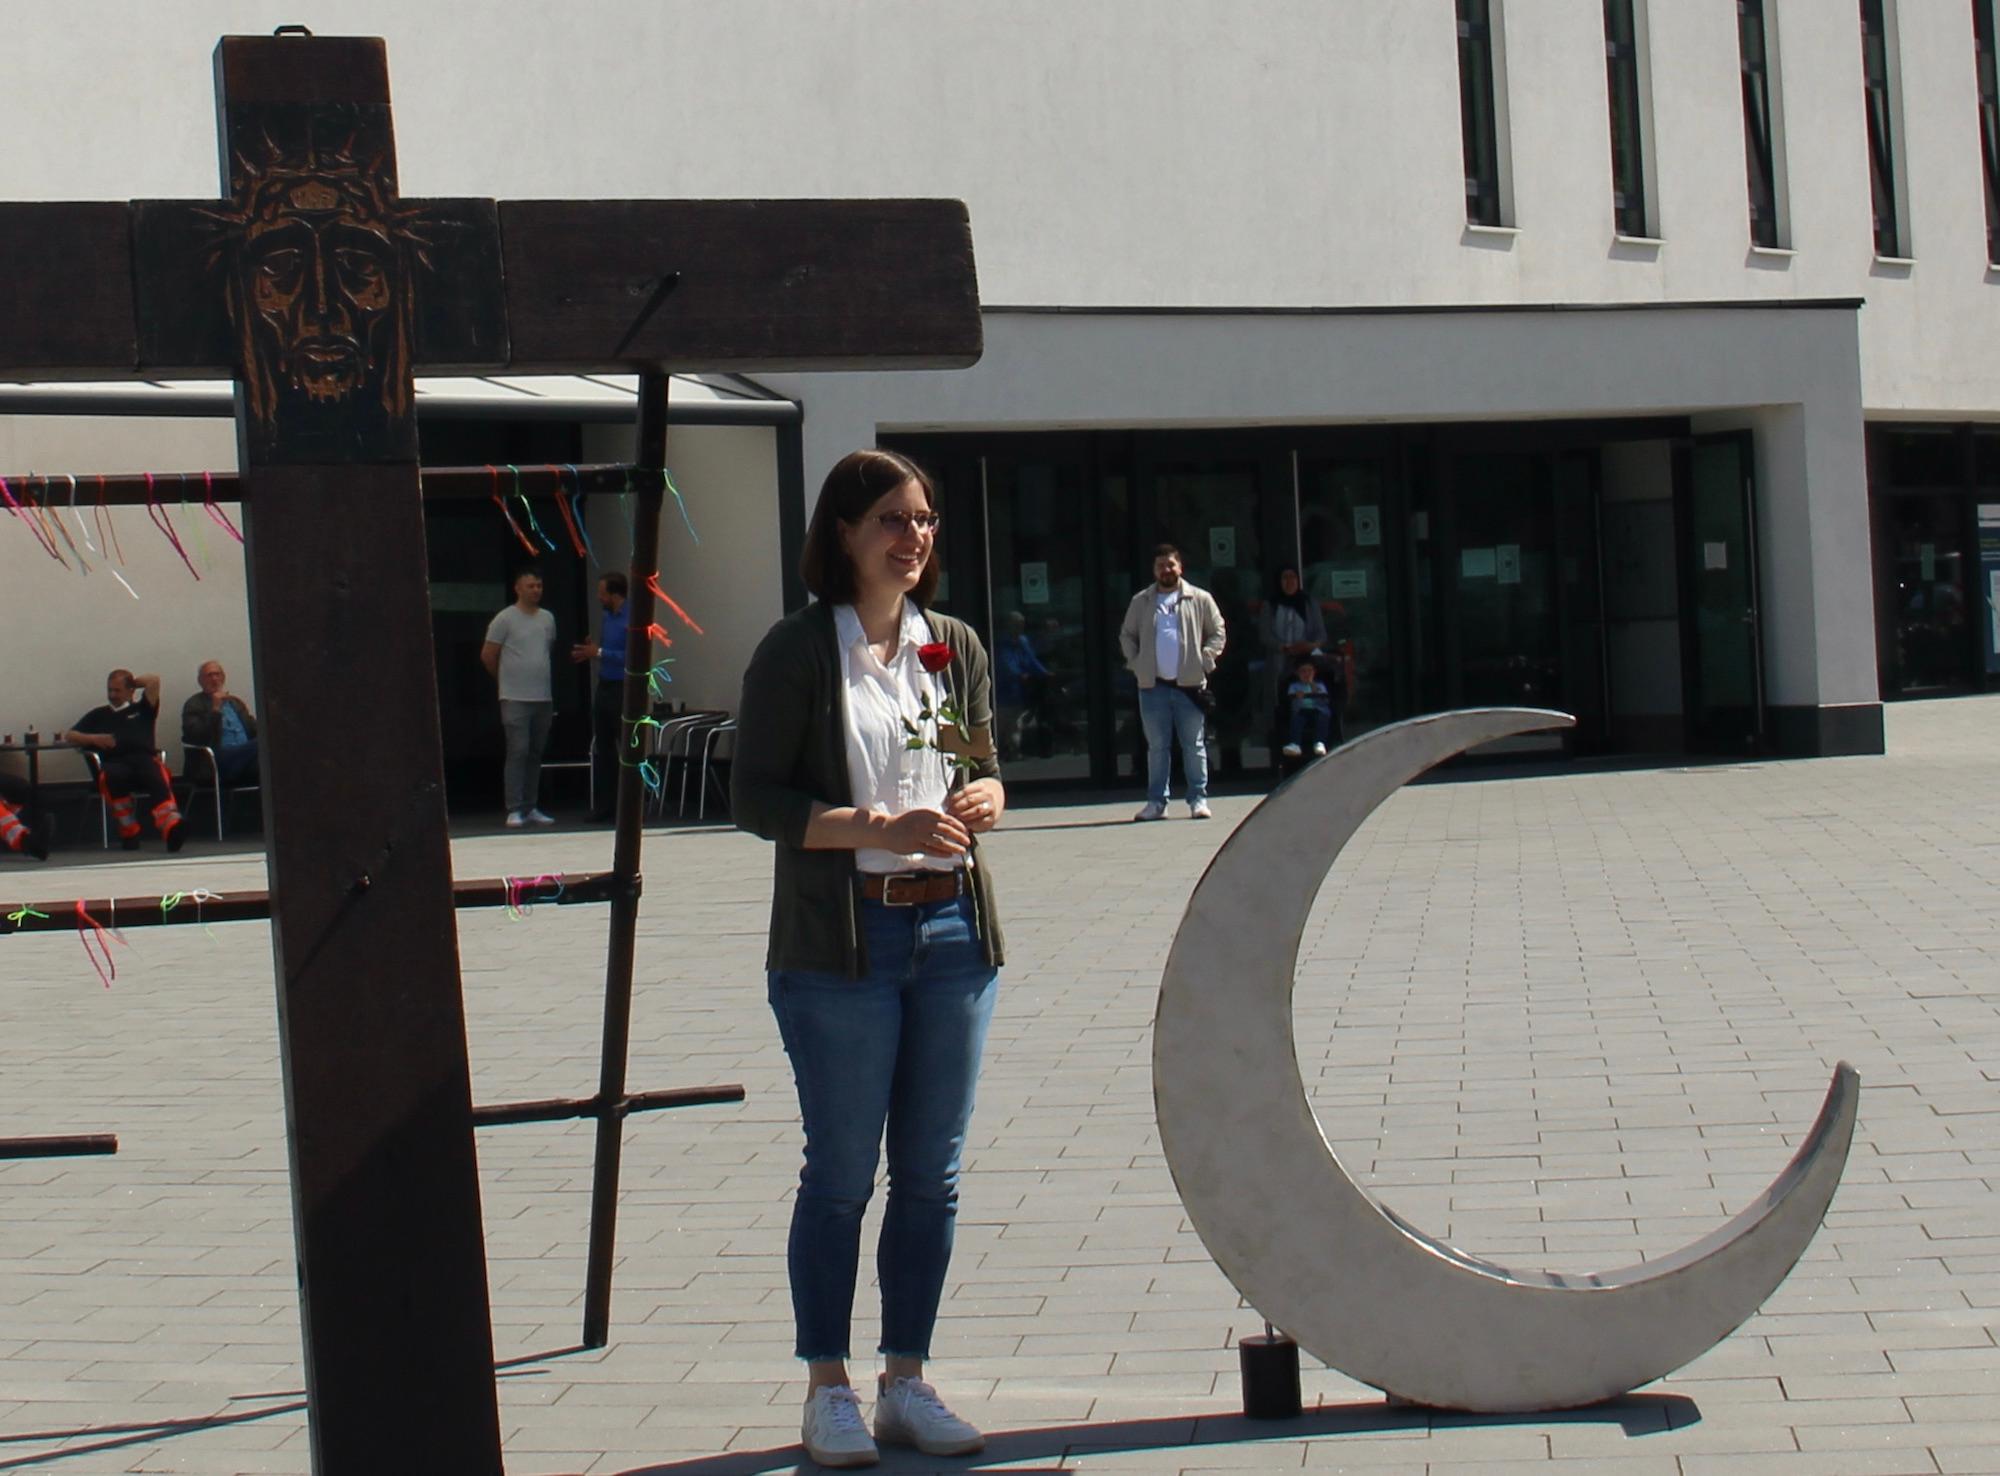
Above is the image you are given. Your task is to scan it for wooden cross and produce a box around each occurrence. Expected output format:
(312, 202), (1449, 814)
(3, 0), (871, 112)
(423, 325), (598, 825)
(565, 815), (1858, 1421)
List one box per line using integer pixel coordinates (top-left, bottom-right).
(0, 30), (978, 1473)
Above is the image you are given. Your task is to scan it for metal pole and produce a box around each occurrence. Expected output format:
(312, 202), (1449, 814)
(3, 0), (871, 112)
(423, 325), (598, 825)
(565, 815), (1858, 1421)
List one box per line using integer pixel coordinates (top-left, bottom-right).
(472, 1084), (743, 1130)
(0, 463), (644, 505)
(580, 370), (671, 1348)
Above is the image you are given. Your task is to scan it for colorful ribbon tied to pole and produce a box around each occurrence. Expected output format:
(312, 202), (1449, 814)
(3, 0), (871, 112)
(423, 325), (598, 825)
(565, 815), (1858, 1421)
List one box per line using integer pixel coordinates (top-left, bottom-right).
(74, 900), (124, 988)
(646, 572), (706, 636)
(143, 472), (202, 581)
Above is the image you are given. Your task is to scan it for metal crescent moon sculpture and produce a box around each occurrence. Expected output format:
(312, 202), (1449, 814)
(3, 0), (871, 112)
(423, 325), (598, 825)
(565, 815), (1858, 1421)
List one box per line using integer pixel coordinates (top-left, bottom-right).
(1154, 708), (1859, 1413)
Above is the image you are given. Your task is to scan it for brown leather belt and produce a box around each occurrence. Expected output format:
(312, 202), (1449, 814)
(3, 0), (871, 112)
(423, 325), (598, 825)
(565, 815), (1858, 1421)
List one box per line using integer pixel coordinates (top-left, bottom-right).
(862, 869), (968, 906)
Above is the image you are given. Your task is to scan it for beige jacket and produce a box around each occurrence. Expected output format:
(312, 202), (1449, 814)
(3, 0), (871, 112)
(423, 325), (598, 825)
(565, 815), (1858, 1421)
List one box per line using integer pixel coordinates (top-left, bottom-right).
(1119, 579), (1226, 688)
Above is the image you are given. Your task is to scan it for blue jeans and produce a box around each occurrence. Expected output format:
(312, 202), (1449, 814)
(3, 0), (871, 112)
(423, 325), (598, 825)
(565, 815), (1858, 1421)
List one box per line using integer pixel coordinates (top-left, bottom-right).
(767, 892), (999, 1362)
(1138, 683), (1209, 807)
(1287, 707), (1331, 747)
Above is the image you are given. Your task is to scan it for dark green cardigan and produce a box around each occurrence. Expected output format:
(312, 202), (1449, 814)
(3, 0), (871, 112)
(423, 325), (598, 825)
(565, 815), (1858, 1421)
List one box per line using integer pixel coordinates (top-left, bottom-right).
(731, 600), (1005, 977)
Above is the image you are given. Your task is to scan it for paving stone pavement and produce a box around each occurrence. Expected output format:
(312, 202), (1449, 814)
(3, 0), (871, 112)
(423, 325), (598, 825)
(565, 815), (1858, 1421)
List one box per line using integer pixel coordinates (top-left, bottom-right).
(0, 696), (1995, 1475)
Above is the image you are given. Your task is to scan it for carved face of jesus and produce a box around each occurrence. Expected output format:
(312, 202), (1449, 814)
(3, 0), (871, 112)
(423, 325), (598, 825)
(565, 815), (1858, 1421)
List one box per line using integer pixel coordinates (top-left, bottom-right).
(240, 177), (400, 407)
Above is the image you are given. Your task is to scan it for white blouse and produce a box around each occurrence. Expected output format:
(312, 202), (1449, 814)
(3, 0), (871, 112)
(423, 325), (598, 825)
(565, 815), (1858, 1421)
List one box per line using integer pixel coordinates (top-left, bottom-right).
(834, 601), (960, 875)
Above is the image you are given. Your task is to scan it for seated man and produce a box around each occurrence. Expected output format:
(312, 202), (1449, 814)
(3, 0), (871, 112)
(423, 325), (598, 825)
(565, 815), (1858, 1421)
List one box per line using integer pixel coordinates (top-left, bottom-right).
(60, 669), (185, 852)
(0, 771), (49, 861)
(181, 660), (259, 787)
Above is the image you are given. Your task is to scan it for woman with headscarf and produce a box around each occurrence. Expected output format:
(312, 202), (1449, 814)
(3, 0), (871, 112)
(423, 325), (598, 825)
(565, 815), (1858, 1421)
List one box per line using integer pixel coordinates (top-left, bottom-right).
(1258, 565), (1329, 716)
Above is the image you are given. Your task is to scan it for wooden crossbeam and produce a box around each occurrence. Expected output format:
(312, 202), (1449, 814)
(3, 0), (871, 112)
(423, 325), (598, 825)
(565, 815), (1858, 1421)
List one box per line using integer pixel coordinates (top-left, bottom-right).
(1, 461), (659, 505)
(0, 198), (979, 380)
(0, 869), (625, 933)
(0, 1133), (117, 1160)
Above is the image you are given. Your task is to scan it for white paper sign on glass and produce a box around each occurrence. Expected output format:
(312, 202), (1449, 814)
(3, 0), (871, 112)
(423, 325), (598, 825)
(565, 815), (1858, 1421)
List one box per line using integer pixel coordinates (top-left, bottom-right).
(1020, 562), (1049, 605)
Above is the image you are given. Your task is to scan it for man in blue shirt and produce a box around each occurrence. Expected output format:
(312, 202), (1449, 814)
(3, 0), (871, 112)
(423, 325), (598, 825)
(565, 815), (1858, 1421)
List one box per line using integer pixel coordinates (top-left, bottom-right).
(571, 572), (629, 822)
(181, 660), (260, 787)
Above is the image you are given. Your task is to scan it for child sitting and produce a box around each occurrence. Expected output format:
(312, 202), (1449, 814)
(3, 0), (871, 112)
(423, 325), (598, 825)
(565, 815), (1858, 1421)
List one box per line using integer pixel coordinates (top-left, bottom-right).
(1282, 657), (1332, 759)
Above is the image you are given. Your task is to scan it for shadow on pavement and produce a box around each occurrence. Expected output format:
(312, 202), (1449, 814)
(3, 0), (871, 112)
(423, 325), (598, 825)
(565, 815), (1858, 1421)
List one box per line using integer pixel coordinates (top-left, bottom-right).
(0, 1345), (591, 1471)
(607, 1392), (1700, 1475)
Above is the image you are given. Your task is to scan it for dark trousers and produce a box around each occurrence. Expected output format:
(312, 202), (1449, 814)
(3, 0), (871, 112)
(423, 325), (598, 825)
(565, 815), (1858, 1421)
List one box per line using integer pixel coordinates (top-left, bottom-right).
(1288, 707), (1332, 747)
(100, 753), (173, 808)
(215, 741), (259, 786)
(97, 752), (181, 841)
(590, 680), (623, 818)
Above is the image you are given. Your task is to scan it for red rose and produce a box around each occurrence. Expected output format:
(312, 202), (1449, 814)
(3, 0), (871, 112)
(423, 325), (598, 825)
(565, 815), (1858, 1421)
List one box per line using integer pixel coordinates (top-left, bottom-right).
(917, 641), (953, 674)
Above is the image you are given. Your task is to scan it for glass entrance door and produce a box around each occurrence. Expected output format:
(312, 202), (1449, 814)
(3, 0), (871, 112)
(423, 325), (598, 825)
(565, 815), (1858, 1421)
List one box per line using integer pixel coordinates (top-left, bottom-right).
(1553, 450), (1610, 745)
(1298, 451), (1396, 735)
(1884, 491), (1974, 694)
(1133, 446), (1286, 775)
(1675, 432), (1766, 751)
(985, 450), (1094, 780)
(1450, 452), (1563, 710)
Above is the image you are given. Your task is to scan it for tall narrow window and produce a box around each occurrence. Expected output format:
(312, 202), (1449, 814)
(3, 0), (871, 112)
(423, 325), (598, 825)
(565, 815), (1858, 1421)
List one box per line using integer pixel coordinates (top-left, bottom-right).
(1739, 0), (1782, 247)
(1862, 0), (1906, 256)
(1976, 1), (2000, 261)
(1603, 0), (1650, 236)
(1458, 0), (1504, 226)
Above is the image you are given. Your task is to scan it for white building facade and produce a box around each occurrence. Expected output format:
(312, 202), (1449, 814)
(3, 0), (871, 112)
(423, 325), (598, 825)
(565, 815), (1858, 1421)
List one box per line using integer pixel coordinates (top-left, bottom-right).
(5, 1), (1997, 804)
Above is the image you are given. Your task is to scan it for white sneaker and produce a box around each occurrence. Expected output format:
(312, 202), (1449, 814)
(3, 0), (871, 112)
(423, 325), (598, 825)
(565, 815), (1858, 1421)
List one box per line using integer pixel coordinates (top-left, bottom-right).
(874, 1374), (985, 1457)
(1134, 800), (1168, 822)
(1189, 800), (1214, 820)
(504, 811), (527, 829)
(1311, 742), (1328, 757)
(1281, 742), (1302, 758)
(525, 807), (556, 826)
(802, 1384), (877, 1468)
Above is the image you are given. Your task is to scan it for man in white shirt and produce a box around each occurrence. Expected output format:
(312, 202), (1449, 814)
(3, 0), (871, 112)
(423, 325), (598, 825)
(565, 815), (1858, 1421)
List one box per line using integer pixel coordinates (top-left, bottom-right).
(481, 566), (559, 828)
(1117, 543), (1227, 821)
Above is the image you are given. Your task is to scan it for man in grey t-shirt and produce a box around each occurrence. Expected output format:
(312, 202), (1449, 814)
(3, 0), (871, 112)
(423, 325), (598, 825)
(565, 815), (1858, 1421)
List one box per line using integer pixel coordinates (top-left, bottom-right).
(481, 567), (560, 827)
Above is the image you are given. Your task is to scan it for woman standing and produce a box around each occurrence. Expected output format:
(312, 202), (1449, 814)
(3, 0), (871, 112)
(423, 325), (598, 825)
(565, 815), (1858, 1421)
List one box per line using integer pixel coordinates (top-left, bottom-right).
(732, 448), (1005, 1469)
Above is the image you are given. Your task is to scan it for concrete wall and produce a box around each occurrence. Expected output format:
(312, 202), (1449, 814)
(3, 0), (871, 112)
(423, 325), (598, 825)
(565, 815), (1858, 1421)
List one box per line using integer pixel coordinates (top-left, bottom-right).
(6, 1), (1997, 413)
(0, 416), (242, 783)
(579, 423), (784, 720)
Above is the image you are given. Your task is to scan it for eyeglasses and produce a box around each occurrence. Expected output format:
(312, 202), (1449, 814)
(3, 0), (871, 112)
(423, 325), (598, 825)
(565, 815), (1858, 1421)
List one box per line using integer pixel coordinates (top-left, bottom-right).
(872, 510), (942, 536)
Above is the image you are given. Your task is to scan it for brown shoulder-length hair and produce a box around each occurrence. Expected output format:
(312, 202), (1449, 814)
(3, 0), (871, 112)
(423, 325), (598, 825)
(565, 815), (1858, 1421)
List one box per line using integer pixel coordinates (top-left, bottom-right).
(798, 448), (941, 606)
